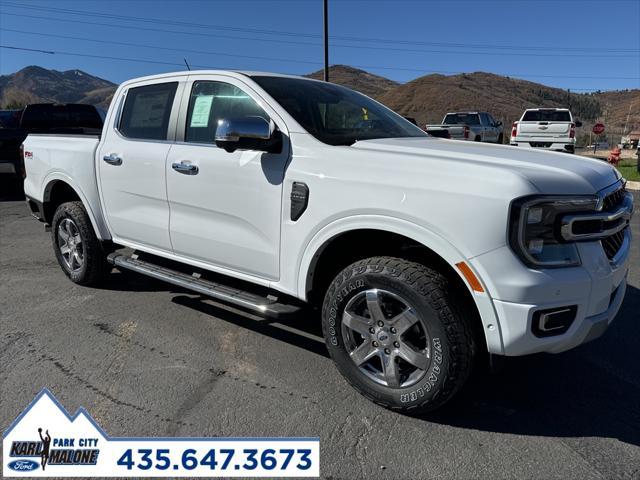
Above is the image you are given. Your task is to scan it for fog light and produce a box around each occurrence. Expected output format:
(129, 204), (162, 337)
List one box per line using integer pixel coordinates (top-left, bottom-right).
(532, 305), (577, 337)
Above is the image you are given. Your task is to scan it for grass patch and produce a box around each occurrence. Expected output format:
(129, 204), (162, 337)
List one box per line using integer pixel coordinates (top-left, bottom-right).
(616, 158), (640, 182)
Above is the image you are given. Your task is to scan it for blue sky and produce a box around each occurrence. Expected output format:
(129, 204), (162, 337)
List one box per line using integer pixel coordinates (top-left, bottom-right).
(0, 0), (638, 92)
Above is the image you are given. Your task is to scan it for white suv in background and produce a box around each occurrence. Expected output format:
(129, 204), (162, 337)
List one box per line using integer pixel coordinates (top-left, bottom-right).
(511, 108), (580, 153)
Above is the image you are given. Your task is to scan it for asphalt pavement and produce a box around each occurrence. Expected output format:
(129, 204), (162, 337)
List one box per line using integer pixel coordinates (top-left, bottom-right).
(1, 184), (639, 479)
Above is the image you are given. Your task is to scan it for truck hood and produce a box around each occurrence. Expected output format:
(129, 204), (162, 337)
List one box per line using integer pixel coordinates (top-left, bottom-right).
(351, 137), (620, 194)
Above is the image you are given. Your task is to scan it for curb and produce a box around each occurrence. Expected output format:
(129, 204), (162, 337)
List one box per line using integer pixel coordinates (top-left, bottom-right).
(626, 180), (640, 191)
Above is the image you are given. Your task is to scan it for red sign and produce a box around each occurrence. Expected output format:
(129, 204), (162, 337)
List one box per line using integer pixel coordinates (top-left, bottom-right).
(592, 123), (605, 135)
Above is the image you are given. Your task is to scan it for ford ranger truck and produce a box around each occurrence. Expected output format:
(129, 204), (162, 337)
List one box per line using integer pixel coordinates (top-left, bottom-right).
(22, 71), (633, 413)
(511, 108), (580, 153)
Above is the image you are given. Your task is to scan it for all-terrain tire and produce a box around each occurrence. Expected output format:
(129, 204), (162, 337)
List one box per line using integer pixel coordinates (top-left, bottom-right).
(321, 256), (476, 413)
(51, 201), (109, 286)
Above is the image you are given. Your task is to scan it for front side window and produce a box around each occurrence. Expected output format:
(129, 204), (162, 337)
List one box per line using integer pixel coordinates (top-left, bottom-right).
(252, 76), (425, 146)
(119, 82), (178, 140)
(185, 81), (269, 144)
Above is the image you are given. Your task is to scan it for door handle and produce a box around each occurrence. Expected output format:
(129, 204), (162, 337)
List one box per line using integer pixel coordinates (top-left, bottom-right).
(103, 154), (122, 166)
(172, 161), (199, 175)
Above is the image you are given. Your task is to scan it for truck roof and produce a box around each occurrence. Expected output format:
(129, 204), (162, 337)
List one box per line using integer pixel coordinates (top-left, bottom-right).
(119, 70), (314, 88)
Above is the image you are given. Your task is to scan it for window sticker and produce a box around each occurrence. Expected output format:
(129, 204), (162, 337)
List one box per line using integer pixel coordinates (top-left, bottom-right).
(190, 95), (214, 128)
(129, 91), (171, 128)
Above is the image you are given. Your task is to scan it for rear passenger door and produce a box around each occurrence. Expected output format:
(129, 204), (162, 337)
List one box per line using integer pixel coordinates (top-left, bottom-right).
(479, 113), (491, 142)
(98, 78), (185, 251)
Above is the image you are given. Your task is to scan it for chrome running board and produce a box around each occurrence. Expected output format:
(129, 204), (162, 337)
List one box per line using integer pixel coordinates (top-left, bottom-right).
(107, 253), (301, 319)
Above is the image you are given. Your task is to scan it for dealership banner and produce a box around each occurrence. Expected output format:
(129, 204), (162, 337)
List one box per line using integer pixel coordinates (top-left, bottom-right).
(2, 389), (319, 477)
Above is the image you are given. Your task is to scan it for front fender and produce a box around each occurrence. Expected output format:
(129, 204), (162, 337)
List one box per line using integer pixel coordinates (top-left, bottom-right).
(296, 214), (505, 354)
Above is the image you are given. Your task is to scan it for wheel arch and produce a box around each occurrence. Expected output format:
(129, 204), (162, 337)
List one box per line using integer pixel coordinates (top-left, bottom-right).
(42, 174), (111, 241)
(298, 216), (504, 355)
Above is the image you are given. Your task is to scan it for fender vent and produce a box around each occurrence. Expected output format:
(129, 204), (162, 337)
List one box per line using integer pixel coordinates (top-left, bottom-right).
(290, 182), (309, 221)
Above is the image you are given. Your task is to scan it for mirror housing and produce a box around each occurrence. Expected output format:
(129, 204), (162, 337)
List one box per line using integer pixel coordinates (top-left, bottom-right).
(575, 120), (583, 128)
(495, 120), (503, 127)
(215, 116), (281, 153)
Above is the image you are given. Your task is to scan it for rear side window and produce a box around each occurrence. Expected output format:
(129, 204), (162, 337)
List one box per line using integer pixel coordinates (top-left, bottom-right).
(184, 81), (268, 144)
(119, 82), (178, 140)
(522, 110), (571, 122)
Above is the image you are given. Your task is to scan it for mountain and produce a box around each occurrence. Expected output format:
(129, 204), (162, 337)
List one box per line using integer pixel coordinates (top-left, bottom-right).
(2, 65), (638, 140)
(306, 65), (399, 98)
(378, 71), (604, 125)
(310, 67), (640, 140)
(0, 66), (116, 109)
(590, 89), (640, 132)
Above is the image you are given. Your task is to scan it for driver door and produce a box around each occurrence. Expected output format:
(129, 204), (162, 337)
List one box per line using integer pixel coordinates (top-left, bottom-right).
(165, 76), (289, 281)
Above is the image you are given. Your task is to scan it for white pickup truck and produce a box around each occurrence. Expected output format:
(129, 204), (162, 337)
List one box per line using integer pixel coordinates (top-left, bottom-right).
(511, 108), (581, 153)
(22, 71), (633, 413)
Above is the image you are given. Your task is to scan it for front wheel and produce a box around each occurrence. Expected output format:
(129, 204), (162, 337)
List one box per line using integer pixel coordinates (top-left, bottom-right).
(52, 201), (109, 286)
(497, 133), (504, 144)
(321, 257), (476, 413)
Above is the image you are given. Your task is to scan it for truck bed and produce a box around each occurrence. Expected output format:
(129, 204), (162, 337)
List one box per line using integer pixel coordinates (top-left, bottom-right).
(22, 134), (109, 239)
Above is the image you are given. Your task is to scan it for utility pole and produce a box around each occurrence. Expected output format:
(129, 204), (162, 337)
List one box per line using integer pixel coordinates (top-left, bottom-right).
(323, 0), (329, 82)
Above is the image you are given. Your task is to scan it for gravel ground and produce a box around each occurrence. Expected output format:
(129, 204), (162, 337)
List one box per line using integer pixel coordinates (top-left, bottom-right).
(1, 186), (639, 479)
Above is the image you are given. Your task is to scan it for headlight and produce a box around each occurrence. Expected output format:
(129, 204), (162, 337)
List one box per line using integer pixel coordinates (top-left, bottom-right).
(509, 196), (598, 268)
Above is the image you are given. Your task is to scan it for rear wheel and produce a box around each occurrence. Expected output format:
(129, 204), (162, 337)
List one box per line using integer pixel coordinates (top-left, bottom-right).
(52, 201), (109, 286)
(321, 257), (476, 413)
(474, 135), (481, 142)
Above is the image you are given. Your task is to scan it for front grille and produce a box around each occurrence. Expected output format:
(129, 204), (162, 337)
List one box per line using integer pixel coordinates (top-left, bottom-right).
(602, 185), (626, 211)
(602, 228), (626, 260)
(599, 183), (628, 260)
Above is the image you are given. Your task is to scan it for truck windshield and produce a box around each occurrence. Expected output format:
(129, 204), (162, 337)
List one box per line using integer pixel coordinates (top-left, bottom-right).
(522, 110), (571, 122)
(443, 113), (480, 125)
(251, 76), (426, 146)
(0, 110), (21, 128)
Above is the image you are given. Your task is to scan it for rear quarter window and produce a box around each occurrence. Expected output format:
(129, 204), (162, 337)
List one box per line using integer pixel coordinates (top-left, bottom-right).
(522, 110), (572, 122)
(119, 82), (178, 140)
(444, 113), (480, 125)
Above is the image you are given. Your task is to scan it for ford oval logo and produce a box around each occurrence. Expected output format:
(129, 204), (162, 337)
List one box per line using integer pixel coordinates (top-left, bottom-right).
(8, 459), (39, 472)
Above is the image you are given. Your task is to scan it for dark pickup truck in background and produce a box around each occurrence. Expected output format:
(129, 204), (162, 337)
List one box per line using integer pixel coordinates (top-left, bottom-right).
(0, 103), (103, 179)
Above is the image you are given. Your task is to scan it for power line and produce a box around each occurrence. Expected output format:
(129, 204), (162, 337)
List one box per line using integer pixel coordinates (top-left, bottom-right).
(1, 44), (637, 85)
(1, 26), (632, 61)
(8, 0), (640, 2)
(0, 29), (322, 67)
(1, 2), (638, 54)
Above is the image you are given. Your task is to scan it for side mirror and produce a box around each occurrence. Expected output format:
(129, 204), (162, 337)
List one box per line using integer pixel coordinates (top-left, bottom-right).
(215, 116), (281, 153)
(575, 120), (583, 128)
(495, 120), (503, 127)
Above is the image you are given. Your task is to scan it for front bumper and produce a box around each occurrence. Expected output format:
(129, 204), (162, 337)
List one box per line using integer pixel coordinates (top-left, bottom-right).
(471, 227), (631, 356)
